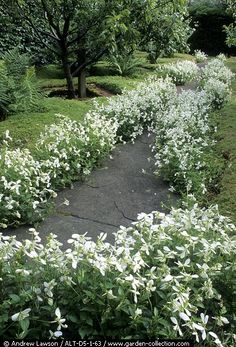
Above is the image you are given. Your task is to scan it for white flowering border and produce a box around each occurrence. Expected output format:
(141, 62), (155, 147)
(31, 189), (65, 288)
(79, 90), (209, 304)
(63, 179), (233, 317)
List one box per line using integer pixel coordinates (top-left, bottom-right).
(152, 58), (234, 198)
(194, 50), (208, 63)
(1, 203), (236, 344)
(0, 58), (234, 228)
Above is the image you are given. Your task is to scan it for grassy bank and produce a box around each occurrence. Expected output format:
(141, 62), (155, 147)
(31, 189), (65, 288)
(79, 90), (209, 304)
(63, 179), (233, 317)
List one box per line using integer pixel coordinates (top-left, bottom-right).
(212, 57), (236, 223)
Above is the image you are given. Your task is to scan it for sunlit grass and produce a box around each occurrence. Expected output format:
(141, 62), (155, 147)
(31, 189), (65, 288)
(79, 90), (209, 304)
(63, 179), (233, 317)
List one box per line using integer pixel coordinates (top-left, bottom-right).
(211, 57), (236, 223)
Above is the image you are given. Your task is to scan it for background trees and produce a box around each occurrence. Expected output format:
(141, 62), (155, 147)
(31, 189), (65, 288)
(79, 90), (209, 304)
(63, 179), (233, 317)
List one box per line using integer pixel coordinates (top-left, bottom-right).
(188, 0), (236, 55)
(139, 0), (193, 63)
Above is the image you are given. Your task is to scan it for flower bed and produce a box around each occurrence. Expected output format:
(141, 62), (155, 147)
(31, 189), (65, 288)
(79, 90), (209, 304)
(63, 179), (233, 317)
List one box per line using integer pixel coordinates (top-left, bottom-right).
(0, 204), (235, 344)
(0, 58), (234, 227)
(0, 78), (176, 228)
(0, 114), (117, 228)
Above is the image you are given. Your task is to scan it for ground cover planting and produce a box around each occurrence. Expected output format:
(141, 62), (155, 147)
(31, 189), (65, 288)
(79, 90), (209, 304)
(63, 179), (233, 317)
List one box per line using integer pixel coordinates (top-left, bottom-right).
(0, 57), (236, 345)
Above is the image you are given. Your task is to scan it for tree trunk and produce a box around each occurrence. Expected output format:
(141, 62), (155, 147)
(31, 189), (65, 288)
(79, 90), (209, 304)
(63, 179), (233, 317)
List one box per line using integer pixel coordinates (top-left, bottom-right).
(77, 46), (87, 98)
(78, 68), (86, 98)
(62, 57), (76, 99)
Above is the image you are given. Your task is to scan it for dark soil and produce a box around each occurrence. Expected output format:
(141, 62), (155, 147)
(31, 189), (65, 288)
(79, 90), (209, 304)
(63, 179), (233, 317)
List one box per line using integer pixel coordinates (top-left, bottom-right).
(47, 83), (115, 99)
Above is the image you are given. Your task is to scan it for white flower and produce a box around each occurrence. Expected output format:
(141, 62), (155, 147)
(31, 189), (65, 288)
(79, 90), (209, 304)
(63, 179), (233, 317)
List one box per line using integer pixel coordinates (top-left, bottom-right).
(179, 312), (190, 322)
(11, 308), (31, 322)
(51, 307), (67, 331)
(163, 274), (173, 282)
(62, 199), (70, 206)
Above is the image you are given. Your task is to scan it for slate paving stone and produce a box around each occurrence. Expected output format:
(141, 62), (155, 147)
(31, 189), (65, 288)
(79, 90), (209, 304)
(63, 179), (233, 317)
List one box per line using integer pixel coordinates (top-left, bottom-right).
(4, 130), (177, 248)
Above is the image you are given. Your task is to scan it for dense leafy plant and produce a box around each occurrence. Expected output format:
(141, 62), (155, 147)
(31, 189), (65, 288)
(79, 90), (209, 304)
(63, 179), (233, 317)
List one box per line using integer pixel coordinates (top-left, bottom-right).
(200, 58), (234, 85)
(0, 203), (235, 344)
(194, 49), (208, 63)
(156, 60), (199, 85)
(95, 76), (176, 141)
(107, 53), (141, 76)
(199, 58), (234, 109)
(140, 0), (193, 63)
(0, 49), (42, 120)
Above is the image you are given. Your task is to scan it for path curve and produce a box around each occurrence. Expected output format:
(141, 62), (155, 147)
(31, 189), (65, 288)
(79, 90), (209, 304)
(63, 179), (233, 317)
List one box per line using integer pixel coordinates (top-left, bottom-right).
(5, 133), (176, 246)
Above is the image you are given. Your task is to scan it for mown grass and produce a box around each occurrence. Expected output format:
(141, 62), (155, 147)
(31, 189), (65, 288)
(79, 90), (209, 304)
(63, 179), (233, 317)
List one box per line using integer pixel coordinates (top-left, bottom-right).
(211, 57), (236, 224)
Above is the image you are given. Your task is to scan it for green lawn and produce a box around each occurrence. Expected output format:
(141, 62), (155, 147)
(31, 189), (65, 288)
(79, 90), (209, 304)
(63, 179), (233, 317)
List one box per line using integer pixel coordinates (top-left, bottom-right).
(0, 97), (105, 153)
(210, 57), (236, 224)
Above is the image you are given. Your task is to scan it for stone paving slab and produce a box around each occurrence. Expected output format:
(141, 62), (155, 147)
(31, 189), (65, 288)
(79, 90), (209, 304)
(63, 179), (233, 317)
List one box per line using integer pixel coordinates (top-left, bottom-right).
(4, 133), (176, 247)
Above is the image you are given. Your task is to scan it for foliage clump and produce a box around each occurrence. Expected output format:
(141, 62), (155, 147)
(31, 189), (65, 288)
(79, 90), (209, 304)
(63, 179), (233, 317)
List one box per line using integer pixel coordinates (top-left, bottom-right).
(153, 57), (234, 200)
(194, 49), (208, 63)
(0, 49), (42, 120)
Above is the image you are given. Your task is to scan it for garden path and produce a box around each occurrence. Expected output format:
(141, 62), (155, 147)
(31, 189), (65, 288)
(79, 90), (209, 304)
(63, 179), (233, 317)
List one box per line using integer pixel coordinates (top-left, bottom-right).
(5, 79), (199, 247)
(5, 133), (177, 247)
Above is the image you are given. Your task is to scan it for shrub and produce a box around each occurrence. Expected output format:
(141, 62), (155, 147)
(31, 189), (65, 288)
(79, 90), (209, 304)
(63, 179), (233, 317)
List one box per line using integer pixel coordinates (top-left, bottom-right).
(0, 204), (235, 344)
(199, 58), (234, 109)
(153, 89), (215, 197)
(152, 58), (234, 199)
(202, 78), (231, 109)
(156, 60), (199, 85)
(194, 49), (208, 63)
(0, 143), (54, 228)
(199, 58), (234, 86)
(216, 53), (227, 62)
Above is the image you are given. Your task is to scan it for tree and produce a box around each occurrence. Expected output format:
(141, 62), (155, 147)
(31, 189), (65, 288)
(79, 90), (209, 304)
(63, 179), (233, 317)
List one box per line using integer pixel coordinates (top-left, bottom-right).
(1, 0), (194, 98)
(138, 0), (193, 63)
(224, 0), (236, 46)
(1, 0), (136, 98)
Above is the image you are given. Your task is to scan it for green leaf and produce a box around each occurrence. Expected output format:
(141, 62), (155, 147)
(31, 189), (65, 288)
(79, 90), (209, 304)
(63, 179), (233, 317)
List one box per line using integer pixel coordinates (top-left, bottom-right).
(68, 314), (79, 323)
(9, 294), (21, 303)
(20, 318), (30, 332)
